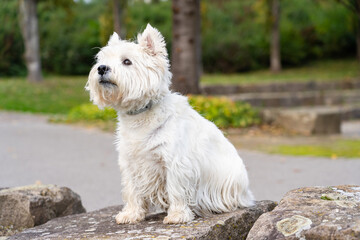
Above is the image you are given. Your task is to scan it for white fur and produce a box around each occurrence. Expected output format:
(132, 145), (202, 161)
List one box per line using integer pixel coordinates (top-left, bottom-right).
(86, 24), (254, 224)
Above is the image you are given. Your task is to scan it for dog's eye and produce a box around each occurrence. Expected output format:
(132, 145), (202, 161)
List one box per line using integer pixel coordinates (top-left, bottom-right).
(123, 59), (132, 66)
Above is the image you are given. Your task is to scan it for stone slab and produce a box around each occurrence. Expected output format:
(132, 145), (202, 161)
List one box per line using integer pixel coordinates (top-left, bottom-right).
(247, 185), (360, 240)
(201, 79), (360, 95)
(10, 200), (276, 240)
(0, 185), (86, 237)
(228, 90), (360, 108)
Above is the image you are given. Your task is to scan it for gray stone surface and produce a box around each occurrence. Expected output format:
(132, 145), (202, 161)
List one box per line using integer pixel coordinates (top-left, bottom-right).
(263, 107), (341, 135)
(0, 185), (85, 236)
(9, 201), (276, 240)
(247, 185), (360, 240)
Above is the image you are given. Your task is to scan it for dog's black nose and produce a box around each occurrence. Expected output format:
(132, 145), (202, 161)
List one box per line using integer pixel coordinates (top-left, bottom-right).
(97, 65), (110, 76)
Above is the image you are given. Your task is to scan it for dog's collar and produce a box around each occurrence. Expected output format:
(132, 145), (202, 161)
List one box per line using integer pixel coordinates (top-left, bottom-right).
(126, 101), (153, 115)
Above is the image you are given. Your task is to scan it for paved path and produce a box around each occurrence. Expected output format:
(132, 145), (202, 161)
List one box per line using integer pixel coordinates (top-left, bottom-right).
(1, 111), (359, 211)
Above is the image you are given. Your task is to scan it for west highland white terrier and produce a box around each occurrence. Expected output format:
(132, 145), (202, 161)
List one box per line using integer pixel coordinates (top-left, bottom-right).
(86, 24), (254, 224)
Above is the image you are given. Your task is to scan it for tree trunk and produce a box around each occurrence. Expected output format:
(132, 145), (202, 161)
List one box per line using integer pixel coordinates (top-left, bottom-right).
(357, 18), (360, 63)
(195, 0), (203, 79)
(171, 0), (201, 94)
(357, 0), (360, 63)
(270, 0), (281, 73)
(113, 0), (124, 37)
(19, 0), (43, 82)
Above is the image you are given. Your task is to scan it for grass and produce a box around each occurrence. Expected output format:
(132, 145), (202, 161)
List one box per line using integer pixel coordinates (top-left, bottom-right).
(201, 59), (360, 85)
(270, 139), (360, 159)
(0, 76), (88, 114)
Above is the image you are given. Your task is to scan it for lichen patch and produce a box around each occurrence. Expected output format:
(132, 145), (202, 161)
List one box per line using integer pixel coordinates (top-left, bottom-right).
(276, 215), (312, 237)
(335, 200), (357, 208)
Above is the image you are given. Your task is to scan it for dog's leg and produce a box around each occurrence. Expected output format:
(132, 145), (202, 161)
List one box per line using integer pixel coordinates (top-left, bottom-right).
(163, 203), (194, 224)
(163, 164), (195, 224)
(115, 181), (147, 224)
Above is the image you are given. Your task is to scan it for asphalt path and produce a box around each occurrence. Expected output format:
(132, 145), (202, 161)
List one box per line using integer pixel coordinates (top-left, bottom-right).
(1, 111), (359, 211)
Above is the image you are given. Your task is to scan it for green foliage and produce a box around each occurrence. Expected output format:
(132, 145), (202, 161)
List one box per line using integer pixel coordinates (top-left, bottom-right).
(126, 1), (172, 50)
(202, 0), (268, 72)
(188, 95), (260, 128)
(202, 0), (356, 72)
(279, 0), (355, 65)
(65, 96), (260, 129)
(67, 104), (117, 121)
(38, 0), (104, 75)
(0, 1), (26, 76)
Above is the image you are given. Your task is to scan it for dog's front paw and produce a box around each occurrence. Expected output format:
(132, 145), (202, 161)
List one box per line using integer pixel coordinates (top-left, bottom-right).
(115, 211), (145, 224)
(163, 209), (195, 224)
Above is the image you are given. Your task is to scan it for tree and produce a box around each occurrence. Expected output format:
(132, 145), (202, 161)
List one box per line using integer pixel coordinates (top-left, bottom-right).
(19, 0), (43, 82)
(112, 0), (126, 38)
(337, 0), (360, 63)
(171, 0), (201, 94)
(269, 0), (281, 72)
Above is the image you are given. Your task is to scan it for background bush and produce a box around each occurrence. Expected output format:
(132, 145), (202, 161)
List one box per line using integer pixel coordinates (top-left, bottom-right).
(0, 1), (25, 76)
(67, 104), (117, 121)
(0, 0), (356, 76)
(66, 96), (260, 129)
(188, 95), (260, 128)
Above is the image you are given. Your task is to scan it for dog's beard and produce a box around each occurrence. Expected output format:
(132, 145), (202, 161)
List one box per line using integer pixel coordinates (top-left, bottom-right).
(98, 81), (121, 105)
(87, 72), (122, 108)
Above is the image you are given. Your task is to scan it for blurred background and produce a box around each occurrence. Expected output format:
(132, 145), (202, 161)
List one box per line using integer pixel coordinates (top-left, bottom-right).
(1, 0), (359, 79)
(0, 0), (359, 211)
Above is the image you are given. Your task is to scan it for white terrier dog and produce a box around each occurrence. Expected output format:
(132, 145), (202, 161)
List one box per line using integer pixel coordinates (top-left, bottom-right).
(86, 24), (254, 224)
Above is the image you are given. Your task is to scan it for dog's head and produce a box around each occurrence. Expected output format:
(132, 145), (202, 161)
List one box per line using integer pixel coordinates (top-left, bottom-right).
(86, 24), (171, 111)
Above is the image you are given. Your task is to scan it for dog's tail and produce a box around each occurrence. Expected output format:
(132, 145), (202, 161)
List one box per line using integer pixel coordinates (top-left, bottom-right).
(193, 166), (255, 217)
(238, 182), (255, 208)
(225, 169), (255, 210)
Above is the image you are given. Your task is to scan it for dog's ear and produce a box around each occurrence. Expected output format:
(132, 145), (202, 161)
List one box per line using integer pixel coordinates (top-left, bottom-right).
(107, 32), (121, 46)
(137, 24), (167, 56)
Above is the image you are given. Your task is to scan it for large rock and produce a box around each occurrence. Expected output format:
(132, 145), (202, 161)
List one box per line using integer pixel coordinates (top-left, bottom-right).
(263, 107), (341, 135)
(0, 185), (86, 237)
(247, 185), (360, 240)
(9, 200), (276, 240)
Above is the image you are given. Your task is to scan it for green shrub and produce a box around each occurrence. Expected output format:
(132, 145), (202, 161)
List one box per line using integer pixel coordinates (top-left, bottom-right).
(38, 1), (104, 75)
(66, 96), (260, 129)
(67, 104), (117, 121)
(188, 95), (260, 128)
(0, 1), (26, 76)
